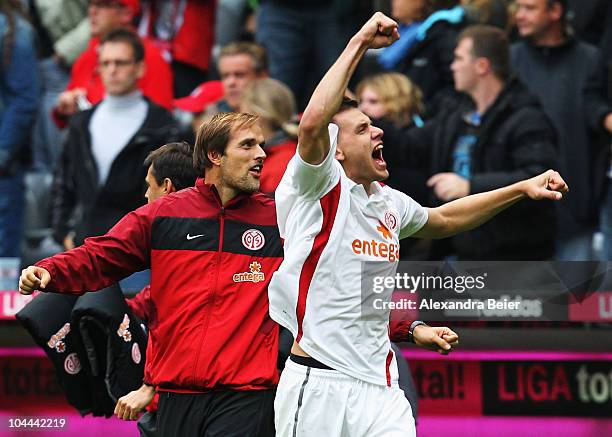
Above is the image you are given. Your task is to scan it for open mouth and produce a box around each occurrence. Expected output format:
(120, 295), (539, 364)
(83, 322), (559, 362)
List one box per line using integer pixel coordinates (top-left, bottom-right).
(372, 144), (386, 169)
(249, 164), (263, 178)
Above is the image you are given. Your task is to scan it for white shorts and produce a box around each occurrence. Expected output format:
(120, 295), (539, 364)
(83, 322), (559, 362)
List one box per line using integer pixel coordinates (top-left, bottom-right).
(275, 358), (416, 437)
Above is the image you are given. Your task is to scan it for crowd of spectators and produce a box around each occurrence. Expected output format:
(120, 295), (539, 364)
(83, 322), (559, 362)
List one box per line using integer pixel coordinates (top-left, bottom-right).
(1, 0), (611, 265)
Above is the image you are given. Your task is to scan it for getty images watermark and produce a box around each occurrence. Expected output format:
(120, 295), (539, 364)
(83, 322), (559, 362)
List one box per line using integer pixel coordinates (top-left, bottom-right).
(360, 261), (612, 322)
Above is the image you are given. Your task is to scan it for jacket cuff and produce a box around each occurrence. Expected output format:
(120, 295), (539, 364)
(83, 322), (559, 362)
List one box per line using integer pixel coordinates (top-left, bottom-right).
(33, 259), (56, 291)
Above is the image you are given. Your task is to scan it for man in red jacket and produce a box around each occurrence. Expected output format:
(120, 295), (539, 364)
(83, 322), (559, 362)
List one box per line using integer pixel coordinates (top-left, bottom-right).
(20, 113), (278, 436)
(54, 0), (173, 126)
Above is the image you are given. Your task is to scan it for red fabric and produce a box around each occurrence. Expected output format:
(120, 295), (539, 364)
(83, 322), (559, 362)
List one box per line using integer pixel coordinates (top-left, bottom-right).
(172, 1), (215, 71)
(36, 179), (281, 392)
(126, 285), (152, 324)
(118, 0), (140, 15)
(296, 181), (341, 343)
(173, 80), (223, 113)
(385, 349), (393, 387)
(260, 139), (298, 194)
(143, 0), (215, 71)
(389, 319), (414, 343)
(63, 36), (173, 110)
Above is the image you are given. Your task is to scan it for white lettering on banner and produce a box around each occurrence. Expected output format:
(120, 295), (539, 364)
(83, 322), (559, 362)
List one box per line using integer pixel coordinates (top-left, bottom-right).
(600, 295), (612, 319)
(0, 291), (37, 319)
(576, 366), (612, 403)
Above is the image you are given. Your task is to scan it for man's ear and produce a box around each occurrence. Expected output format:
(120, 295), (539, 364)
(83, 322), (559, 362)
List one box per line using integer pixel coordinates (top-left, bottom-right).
(164, 178), (175, 194)
(135, 61), (146, 80)
(207, 149), (223, 167)
(335, 147), (345, 162)
(549, 2), (563, 22)
(475, 57), (490, 76)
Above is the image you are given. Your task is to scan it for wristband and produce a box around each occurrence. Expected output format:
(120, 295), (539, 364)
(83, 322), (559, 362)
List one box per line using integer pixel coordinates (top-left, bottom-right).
(407, 321), (427, 343)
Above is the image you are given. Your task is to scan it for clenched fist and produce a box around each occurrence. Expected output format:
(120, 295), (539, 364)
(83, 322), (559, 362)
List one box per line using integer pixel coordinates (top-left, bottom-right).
(356, 12), (400, 49)
(114, 384), (156, 421)
(19, 266), (51, 295)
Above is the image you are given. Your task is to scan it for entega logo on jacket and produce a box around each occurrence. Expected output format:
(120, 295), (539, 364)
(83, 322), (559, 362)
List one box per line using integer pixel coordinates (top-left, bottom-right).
(233, 262), (265, 283)
(48, 322), (71, 353)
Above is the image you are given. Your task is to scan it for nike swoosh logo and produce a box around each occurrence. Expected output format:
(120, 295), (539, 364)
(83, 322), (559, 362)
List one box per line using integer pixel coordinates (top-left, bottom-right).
(186, 234), (205, 240)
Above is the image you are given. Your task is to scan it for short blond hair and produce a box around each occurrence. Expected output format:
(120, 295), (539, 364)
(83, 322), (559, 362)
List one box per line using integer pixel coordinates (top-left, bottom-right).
(242, 78), (297, 137)
(356, 73), (425, 127)
(219, 42), (268, 73)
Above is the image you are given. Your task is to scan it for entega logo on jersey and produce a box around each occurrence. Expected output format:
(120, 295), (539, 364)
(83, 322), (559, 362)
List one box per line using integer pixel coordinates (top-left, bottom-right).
(233, 261), (266, 283)
(351, 220), (399, 262)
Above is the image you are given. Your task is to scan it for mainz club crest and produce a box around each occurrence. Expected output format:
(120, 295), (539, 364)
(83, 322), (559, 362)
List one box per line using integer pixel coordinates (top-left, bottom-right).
(132, 343), (141, 364)
(384, 211), (398, 232)
(242, 229), (265, 250)
(64, 353), (81, 375)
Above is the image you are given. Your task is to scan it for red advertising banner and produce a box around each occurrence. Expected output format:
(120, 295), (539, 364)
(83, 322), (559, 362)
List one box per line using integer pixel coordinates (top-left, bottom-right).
(404, 350), (612, 418)
(0, 291), (38, 320)
(0, 352), (67, 414)
(569, 291), (612, 322)
(409, 360), (482, 416)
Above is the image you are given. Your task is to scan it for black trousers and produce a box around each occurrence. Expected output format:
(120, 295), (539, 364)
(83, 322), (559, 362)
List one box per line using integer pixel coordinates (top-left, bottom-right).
(157, 389), (275, 437)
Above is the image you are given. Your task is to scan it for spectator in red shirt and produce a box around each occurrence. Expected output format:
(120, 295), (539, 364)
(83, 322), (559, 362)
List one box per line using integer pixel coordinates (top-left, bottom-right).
(240, 78), (298, 194)
(54, 0), (173, 125)
(138, 0), (217, 98)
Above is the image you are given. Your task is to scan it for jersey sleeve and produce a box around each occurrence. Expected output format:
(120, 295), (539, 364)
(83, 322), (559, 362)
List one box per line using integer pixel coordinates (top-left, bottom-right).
(394, 189), (429, 239)
(281, 123), (342, 200)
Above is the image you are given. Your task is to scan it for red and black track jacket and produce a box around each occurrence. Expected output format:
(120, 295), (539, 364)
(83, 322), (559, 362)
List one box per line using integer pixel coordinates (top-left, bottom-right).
(37, 179), (283, 392)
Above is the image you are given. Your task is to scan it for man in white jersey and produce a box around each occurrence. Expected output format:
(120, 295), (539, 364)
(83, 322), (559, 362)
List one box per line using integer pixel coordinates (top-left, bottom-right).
(269, 12), (569, 437)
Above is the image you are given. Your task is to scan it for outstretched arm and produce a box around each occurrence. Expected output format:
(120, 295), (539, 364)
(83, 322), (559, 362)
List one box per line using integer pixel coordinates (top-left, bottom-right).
(414, 169), (568, 239)
(298, 12), (400, 165)
(19, 204), (157, 295)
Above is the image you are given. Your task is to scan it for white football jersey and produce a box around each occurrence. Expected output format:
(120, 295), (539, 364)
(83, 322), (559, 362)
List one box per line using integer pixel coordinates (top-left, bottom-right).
(269, 124), (428, 386)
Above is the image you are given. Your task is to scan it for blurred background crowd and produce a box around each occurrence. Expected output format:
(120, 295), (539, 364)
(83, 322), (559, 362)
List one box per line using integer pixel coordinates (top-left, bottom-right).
(0, 0), (610, 268)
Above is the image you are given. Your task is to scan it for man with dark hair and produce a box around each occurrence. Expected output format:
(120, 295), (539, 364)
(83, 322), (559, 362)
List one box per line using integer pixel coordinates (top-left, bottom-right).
(142, 141), (198, 202)
(376, 24), (559, 260)
(269, 14), (567, 436)
(512, 0), (612, 260)
(101, 28), (145, 63)
(51, 30), (179, 250)
(20, 113), (280, 436)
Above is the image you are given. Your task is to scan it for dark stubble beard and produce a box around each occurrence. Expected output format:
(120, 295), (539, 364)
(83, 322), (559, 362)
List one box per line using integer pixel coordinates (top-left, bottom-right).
(220, 168), (259, 195)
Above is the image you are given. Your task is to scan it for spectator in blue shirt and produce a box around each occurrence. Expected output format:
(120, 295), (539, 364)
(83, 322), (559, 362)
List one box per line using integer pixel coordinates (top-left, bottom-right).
(0, 1), (40, 258)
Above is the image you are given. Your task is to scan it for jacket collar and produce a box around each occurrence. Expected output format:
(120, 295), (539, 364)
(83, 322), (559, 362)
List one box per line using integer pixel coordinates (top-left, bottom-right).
(195, 178), (251, 209)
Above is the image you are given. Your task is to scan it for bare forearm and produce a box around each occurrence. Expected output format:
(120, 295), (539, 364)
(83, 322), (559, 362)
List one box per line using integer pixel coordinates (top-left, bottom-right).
(413, 170), (567, 240)
(430, 181), (526, 238)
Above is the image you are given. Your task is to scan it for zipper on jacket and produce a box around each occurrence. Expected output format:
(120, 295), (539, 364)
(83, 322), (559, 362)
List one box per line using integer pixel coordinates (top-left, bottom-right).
(190, 204), (225, 386)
